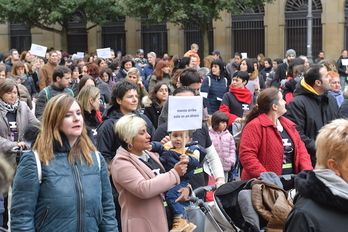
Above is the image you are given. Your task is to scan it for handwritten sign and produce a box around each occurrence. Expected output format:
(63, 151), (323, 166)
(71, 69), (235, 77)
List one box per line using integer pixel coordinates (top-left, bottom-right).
(342, 59), (348, 66)
(29, 43), (47, 57)
(96, 47), (112, 59)
(241, 52), (248, 59)
(76, 52), (84, 58)
(167, 96), (203, 131)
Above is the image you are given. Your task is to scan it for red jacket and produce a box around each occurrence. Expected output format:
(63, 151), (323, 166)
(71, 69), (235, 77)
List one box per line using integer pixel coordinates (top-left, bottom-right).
(239, 113), (312, 180)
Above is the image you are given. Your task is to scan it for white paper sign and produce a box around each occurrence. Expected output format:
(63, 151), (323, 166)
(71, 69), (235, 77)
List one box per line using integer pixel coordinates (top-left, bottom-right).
(29, 43), (47, 57)
(241, 52), (248, 59)
(168, 96), (203, 131)
(342, 59), (348, 66)
(76, 52), (84, 58)
(96, 47), (112, 59)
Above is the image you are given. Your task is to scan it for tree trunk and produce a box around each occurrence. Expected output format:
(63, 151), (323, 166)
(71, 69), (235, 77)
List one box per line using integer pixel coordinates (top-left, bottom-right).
(60, 27), (68, 52)
(200, 25), (209, 58)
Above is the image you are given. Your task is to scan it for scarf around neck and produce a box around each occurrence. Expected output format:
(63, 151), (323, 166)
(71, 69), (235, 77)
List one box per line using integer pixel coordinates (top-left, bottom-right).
(0, 98), (19, 113)
(229, 85), (253, 104)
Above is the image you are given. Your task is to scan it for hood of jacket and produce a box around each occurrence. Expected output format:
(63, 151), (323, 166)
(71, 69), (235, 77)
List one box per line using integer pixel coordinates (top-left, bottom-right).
(294, 81), (330, 106)
(101, 105), (124, 121)
(295, 170), (348, 213)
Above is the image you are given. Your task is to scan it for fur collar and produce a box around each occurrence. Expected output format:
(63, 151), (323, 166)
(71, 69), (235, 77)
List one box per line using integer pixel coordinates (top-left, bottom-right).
(295, 170), (348, 213)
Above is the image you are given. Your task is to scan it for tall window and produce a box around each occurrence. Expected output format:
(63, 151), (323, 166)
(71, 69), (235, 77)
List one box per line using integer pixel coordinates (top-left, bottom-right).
(67, 10), (88, 54)
(10, 23), (32, 53)
(231, 5), (265, 58)
(141, 19), (167, 58)
(184, 22), (214, 61)
(285, 0), (322, 56)
(102, 18), (126, 54)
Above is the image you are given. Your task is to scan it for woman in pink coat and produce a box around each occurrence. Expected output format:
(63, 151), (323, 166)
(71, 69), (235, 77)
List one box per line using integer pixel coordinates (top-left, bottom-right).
(239, 87), (312, 180)
(112, 114), (189, 232)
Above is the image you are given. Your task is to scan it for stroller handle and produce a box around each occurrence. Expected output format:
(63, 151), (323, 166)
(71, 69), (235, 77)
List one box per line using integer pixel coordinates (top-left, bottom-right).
(188, 185), (216, 202)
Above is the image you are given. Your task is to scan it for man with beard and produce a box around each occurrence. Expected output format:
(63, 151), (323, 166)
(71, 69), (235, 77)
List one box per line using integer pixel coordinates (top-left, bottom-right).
(286, 64), (340, 167)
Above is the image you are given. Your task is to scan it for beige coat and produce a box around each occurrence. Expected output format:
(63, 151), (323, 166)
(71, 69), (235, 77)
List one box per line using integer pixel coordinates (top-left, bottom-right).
(112, 148), (180, 232)
(0, 101), (40, 156)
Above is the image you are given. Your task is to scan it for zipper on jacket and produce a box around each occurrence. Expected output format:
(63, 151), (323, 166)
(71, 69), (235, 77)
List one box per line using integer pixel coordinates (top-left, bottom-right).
(37, 207), (49, 231)
(71, 163), (85, 232)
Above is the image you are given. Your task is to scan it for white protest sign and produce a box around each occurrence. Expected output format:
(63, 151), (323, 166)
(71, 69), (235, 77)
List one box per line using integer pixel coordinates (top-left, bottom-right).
(241, 52), (248, 59)
(342, 59), (348, 66)
(168, 96), (203, 131)
(29, 43), (47, 57)
(76, 52), (84, 58)
(96, 47), (112, 59)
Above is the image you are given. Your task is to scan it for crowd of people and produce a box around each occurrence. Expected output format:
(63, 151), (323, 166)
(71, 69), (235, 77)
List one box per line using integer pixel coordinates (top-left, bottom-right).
(0, 45), (348, 231)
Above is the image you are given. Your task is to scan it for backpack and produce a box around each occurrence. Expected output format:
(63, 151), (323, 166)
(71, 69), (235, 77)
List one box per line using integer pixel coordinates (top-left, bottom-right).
(31, 151), (101, 183)
(43, 87), (74, 101)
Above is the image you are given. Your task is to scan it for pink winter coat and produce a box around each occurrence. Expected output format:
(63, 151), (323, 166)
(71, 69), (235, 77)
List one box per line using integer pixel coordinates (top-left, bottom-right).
(208, 128), (236, 171)
(111, 148), (180, 232)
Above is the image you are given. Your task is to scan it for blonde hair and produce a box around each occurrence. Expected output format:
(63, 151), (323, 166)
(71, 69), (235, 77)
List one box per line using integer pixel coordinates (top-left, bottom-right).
(114, 114), (146, 150)
(126, 67), (140, 81)
(32, 94), (96, 165)
(315, 119), (348, 169)
(77, 85), (100, 113)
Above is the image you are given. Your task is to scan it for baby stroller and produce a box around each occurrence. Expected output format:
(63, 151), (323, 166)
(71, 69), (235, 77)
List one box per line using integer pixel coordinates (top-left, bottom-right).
(212, 173), (296, 232)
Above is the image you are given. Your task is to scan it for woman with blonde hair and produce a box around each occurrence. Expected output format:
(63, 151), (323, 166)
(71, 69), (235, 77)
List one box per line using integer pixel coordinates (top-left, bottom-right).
(126, 67), (148, 109)
(11, 94), (117, 231)
(112, 114), (188, 232)
(77, 85), (102, 144)
(285, 118), (348, 231)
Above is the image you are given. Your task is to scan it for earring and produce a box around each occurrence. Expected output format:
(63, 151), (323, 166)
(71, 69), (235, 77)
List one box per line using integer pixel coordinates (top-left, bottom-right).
(128, 143), (133, 151)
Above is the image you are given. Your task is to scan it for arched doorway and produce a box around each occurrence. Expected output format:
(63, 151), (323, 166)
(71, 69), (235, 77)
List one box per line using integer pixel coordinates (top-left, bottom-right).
(231, 4), (265, 58)
(67, 10), (88, 54)
(285, 0), (322, 56)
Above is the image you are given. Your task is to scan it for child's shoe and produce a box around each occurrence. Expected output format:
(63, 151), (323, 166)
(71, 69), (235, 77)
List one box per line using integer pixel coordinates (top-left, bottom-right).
(170, 217), (189, 232)
(183, 222), (197, 232)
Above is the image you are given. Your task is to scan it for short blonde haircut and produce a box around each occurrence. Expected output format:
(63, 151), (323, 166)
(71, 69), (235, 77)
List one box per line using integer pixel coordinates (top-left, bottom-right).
(126, 67), (140, 81)
(315, 119), (348, 169)
(191, 43), (199, 50)
(77, 85), (100, 113)
(114, 114), (146, 150)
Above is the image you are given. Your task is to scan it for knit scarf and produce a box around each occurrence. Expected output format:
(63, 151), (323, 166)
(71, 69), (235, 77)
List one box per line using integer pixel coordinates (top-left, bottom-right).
(229, 85), (253, 104)
(0, 98), (19, 113)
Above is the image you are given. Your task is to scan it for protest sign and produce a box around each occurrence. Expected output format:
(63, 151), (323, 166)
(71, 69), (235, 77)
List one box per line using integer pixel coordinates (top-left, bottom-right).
(167, 96), (203, 132)
(29, 43), (47, 57)
(96, 47), (112, 59)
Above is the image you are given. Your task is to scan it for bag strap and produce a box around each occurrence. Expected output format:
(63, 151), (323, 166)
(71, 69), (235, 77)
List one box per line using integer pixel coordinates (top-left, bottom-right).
(33, 151), (42, 183)
(95, 151), (101, 171)
(44, 87), (50, 101)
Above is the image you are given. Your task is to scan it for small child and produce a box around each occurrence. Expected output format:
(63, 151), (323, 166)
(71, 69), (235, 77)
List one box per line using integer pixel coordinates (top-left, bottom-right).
(151, 130), (205, 232)
(209, 111), (236, 182)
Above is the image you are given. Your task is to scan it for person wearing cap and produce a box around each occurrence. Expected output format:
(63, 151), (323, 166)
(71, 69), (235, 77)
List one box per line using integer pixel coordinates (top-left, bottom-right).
(115, 51), (123, 63)
(271, 49), (296, 88)
(134, 49), (148, 68)
(212, 50), (227, 67)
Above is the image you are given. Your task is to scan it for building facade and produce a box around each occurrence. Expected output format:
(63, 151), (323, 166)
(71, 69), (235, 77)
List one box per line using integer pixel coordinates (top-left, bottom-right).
(0, 0), (346, 61)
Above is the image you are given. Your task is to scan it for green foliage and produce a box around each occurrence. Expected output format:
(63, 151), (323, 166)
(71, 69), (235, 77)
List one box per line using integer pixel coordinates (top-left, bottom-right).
(0, 0), (122, 31)
(120, 0), (274, 27)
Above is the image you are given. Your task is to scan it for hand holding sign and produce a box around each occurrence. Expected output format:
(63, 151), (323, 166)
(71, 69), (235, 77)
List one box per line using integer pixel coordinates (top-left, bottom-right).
(167, 96), (203, 132)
